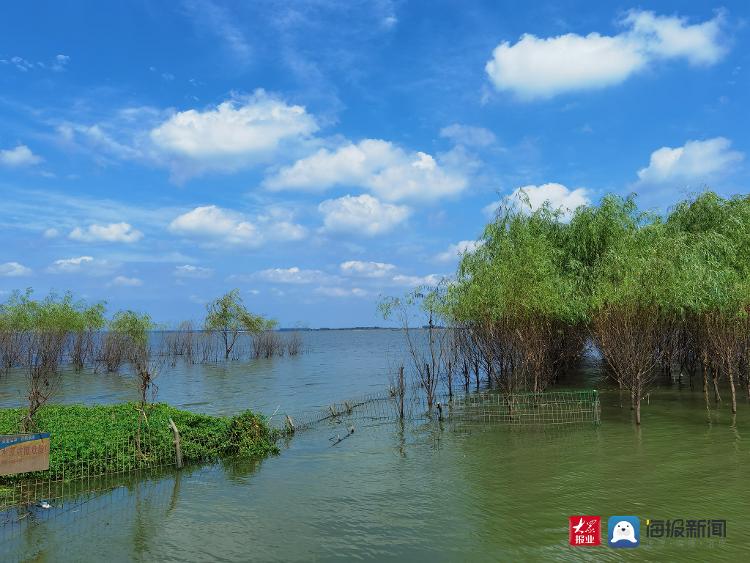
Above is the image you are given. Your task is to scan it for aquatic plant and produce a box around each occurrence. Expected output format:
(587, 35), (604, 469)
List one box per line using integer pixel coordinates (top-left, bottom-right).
(0, 403), (279, 482)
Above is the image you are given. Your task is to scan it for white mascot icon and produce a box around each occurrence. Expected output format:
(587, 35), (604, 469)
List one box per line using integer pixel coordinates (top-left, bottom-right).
(611, 520), (637, 543)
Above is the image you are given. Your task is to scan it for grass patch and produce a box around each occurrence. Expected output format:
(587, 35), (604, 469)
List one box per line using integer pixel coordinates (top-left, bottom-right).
(0, 403), (279, 483)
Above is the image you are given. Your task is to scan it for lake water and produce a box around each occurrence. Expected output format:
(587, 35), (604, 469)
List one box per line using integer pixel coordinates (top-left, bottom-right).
(2, 330), (749, 561)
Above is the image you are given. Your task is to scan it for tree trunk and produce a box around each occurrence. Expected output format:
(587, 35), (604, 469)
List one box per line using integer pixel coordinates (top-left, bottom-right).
(712, 368), (721, 404)
(702, 351), (710, 412)
(635, 376), (642, 425)
(635, 396), (641, 425)
(728, 364), (737, 414)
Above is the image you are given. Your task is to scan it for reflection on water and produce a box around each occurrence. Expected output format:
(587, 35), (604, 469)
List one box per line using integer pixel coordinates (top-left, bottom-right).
(2, 330), (749, 561)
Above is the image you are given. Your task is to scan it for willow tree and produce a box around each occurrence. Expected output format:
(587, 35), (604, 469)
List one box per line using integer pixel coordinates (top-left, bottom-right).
(3, 291), (84, 429)
(205, 289), (275, 360)
(590, 219), (694, 425)
(447, 199), (585, 394)
(0, 289), (33, 370)
(70, 300), (106, 370)
(665, 193), (750, 414)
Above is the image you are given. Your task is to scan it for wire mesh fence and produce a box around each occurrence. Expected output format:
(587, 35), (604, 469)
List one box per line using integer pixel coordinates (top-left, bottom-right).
(273, 388), (601, 434)
(0, 387), (600, 557)
(1, 429), (177, 511)
(0, 468), (178, 562)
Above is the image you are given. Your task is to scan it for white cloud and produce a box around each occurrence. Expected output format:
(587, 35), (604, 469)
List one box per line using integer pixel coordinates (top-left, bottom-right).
(391, 273), (445, 287)
(0, 262), (32, 277)
(340, 260), (396, 278)
(0, 145), (42, 167)
(150, 91), (317, 179)
(440, 124), (496, 147)
(255, 267), (330, 284)
(49, 256), (94, 272)
(47, 256), (113, 276)
(314, 286), (368, 298)
(435, 240), (483, 263)
(637, 137), (744, 184)
(319, 194), (410, 236)
(266, 139), (467, 202)
(169, 205), (306, 247)
(623, 10), (726, 65)
(174, 264), (213, 278)
(485, 10), (727, 99)
(111, 275), (143, 287)
(43, 228), (60, 239)
(69, 222), (144, 243)
(485, 183), (590, 220)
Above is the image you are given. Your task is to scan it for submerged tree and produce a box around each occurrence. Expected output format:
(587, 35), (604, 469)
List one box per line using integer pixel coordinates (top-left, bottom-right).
(380, 284), (450, 411)
(0, 290), (101, 430)
(394, 190), (750, 426)
(70, 301), (107, 370)
(446, 197), (586, 396)
(205, 289), (276, 360)
(110, 309), (158, 453)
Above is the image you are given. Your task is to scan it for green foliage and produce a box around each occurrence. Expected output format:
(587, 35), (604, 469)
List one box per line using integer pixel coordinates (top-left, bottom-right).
(0, 289), (106, 334)
(448, 201), (585, 325)
(0, 403), (279, 483)
(445, 191), (750, 326)
(109, 310), (154, 347)
(205, 289), (274, 333)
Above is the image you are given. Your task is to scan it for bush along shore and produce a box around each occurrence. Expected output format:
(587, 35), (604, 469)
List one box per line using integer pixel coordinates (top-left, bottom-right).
(0, 403), (279, 484)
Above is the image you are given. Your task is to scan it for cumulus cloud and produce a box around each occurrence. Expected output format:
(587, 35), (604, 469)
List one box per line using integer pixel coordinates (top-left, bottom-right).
(266, 139), (468, 202)
(637, 137), (744, 184)
(43, 228), (60, 239)
(110, 275), (143, 287)
(0, 262), (32, 277)
(169, 205), (306, 247)
(69, 222), (144, 243)
(0, 144), (42, 167)
(319, 194), (410, 236)
(485, 10), (727, 99)
(340, 260), (396, 278)
(174, 264), (213, 278)
(435, 240), (483, 263)
(150, 90), (317, 179)
(440, 124), (496, 147)
(485, 183), (590, 220)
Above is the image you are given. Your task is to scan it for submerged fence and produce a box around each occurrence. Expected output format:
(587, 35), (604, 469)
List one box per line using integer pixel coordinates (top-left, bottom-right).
(0, 430), (177, 512)
(1, 387), (600, 557)
(274, 389), (601, 433)
(1, 390), (601, 506)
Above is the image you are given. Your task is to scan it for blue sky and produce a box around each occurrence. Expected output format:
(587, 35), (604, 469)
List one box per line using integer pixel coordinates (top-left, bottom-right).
(1, 1), (748, 327)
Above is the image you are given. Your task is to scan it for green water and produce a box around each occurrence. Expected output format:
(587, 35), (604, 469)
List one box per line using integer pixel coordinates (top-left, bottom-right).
(2, 331), (749, 561)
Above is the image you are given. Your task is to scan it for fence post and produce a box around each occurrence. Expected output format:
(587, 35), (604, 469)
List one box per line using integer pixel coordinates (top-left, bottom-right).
(285, 415), (295, 434)
(168, 418), (183, 469)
